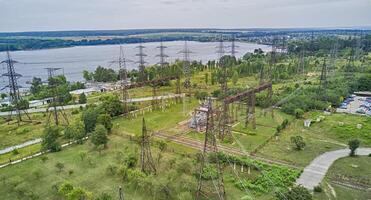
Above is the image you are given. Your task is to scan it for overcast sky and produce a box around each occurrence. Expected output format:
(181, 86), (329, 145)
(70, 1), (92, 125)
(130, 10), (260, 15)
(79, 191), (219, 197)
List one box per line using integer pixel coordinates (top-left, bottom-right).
(1, 0), (371, 32)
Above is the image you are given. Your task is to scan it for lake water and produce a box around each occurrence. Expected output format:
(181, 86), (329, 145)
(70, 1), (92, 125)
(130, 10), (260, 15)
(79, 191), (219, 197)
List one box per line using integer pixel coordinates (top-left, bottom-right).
(0, 41), (270, 89)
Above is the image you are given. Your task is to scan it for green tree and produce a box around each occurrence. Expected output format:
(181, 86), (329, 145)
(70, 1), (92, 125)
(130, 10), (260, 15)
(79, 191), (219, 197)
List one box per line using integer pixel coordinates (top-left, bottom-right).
(30, 77), (43, 95)
(294, 108), (304, 119)
(204, 73), (209, 85)
(0, 93), (7, 99)
(348, 139), (360, 156)
(16, 99), (29, 110)
(99, 94), (123, 117)
(93, 66), (118, 82)
(78, 93), (87, 104)
(82, 107), (99, 133)
(91, 125), (108, 148)
(67, 187), (92, 200)
(275, 185), (312, 200)
(290, 136), (306, 150)
(41, 126), (61, 152)
(58, 182), (74, 196)
(232, 70), (239, 85)
(96, 192), (113, 200)
(65, 121), (86, 144)
(83, 70), (93, 81)
(97, 114), (113, 132)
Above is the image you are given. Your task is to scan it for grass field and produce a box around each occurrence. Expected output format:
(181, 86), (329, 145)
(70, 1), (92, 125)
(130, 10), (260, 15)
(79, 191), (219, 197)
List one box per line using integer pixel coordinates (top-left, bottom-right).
(313, 156), (371, 200)
(257, 111), (371, 167)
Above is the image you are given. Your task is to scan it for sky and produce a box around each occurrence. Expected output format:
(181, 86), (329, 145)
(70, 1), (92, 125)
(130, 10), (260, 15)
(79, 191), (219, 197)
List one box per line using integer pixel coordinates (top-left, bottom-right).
(0, 0), (371, 32)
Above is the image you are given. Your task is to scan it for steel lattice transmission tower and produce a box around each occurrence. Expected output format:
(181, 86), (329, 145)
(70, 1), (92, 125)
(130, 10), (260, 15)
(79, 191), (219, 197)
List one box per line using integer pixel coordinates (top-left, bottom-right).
(319, 59), (328, 89)
(152, 41), (170, 108)
(328, 41), (338, 77)
(156, 41), (169, 76)
(1, 51), (31, 125)
(217, 35), (230, 140)
(117, 46), (132, 115)
(136, 44), (147, 82)
(140, 118), (156, 174)
(230, 35), (239, 57)
(298, 49), (305, 76)
(179, 40), (192, 98)
(45, 67), (69, 126)
(268, 37), (277, 82)
(196, 98), (226, 200)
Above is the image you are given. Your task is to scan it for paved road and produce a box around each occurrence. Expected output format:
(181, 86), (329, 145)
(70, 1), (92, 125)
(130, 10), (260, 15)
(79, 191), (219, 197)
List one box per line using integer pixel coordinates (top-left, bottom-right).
(0, 138), (42, 155)
(0, 104), (87, 116)
(0, 94), (184, 116)
(296, 148), (371, 190)
(125, 94), (185, 103)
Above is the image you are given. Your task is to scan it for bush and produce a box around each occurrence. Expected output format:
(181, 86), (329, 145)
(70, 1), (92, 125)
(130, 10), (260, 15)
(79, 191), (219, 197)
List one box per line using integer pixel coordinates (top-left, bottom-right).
(290, 136), (306, 150)
(275, 185), (312, 200)
(194, 91), (208, 100)
(294, 108), (304, 119)
(348, 139), (360, 157)
(91, 125), (108, 148)
(314, 185), (322, 193)
(41, 126), (61, 152)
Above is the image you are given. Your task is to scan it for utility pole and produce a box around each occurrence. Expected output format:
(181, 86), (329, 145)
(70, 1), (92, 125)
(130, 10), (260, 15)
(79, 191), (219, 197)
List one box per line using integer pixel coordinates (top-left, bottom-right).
(45, 67), (69, 126)
(136, 44), (147, 82)
(1, 51), (31, 126)
(196, 98), (226, 200)
(140, 118), (156, 174)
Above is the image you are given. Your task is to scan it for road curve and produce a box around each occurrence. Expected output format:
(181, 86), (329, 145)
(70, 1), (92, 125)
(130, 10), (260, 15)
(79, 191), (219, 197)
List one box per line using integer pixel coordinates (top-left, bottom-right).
(296, 148), (371, 190)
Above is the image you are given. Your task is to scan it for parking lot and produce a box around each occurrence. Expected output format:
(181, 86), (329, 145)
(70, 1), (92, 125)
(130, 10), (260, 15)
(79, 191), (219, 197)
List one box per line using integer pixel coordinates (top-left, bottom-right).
(337, 95), (371, 116)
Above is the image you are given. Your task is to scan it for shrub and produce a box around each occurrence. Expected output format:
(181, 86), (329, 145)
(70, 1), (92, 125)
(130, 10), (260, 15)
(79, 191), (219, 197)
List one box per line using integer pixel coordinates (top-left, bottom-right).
(348, 139), (360, 156)
(290, 136), (306, 150)
(294, 108), (304, 119)
(275, 185), (312, 200)
(55, 162), (64, 173)
(314, 185), (322, 193)
(41, 126), (61, 152)
(12, 149), (19, 155)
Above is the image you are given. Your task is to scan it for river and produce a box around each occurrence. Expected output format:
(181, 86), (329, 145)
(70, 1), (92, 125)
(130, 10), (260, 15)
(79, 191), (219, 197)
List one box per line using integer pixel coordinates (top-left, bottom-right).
(0, 41), (270, 89)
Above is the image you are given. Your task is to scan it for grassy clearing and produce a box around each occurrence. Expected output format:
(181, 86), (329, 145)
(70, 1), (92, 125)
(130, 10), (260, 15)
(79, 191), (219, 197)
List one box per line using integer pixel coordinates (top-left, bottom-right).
(0, 143), (41, 165)
(257, 111), (371, 167)
(313, 183), (371, 200)
(0, 110), (79, 149)
(0, 113), (46, 149)
(113, 100), (199, 136)
(187, 106), (293, 153)
(327, 156), (371, 186)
